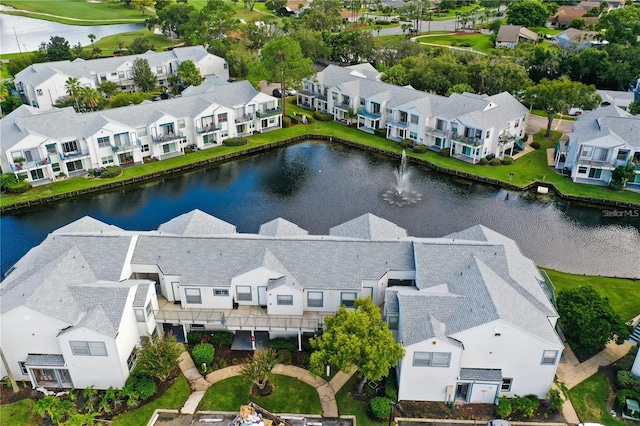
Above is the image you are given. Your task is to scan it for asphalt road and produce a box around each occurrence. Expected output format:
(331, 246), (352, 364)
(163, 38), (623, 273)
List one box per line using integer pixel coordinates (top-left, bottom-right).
(526, 114), (574, 141)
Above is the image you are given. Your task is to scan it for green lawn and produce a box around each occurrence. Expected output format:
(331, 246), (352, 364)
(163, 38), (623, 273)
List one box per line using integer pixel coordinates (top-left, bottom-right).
(0, 0), (148, 24)
(93, 30), (176, 51)
(112, 374), (191, 426)
(568, 372), (629, 426)
(543, 269), (640, 321)
(530, 110), (576, 121)
(336, 375), (383, 426)
(0, 398), (35, 426)
(415, 33), (495, 54)
(198, 374), (322, 414)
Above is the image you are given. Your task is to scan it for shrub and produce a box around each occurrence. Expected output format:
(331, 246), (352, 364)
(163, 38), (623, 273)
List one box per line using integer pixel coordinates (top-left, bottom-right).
(399, 139), (413, 148)
(384, 374), (398, 401)
(412, 144), (427, 153)
(490, 158), (502, 166)
(218, 359), (227, 369)
(616, 389), (640, 410)
(478, 158), (489, 165)
(132, 375), (156, 400)
(374, 20), (391, 25)
(279, 349), (292, 365)
(187, 331), (207, 345)
(374, 128), (387, 138)
(312, 111), (333, 121)
(617, 370), (640, 392)
(192, 343), (215, 366)
(210, 331), (234, 347)
(282, 116), (292, 128)
(302, 337), (314, 352)
(269, 337), (297, 351)
(288, 114), (299, 124)
(232, 358), (239, 365)
(503, 156), (514, 165)
(618, 345), (639, 371)
(223, 137), (249, 146)
(530, 141), (541, 149)
(7, 181), (31, 193)
(100, 166), (122, 178)
(370, 396), (393, 419)
(496, 396), (513, 418)
(547, 388), (564, 411)
(512, 394), (539, 418)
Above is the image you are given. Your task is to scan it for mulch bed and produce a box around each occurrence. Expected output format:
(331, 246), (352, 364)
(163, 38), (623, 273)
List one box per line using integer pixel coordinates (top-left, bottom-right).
(0, 384), (35, 404)
(211, 345), (311, 370)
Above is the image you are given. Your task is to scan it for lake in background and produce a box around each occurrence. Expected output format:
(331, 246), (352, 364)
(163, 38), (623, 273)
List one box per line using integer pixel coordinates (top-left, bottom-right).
(1, 13), (144, 54)
(2, 141), (639, 278)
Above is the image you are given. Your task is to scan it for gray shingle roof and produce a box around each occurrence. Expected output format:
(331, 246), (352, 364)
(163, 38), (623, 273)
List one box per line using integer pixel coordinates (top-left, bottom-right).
(329, 213), (408, 240)
(259, 218), (309, 237)
(459, 368), (502, 381)
(133, 283), (150, 307)
(568, 105), (640, 148)
(54, 216), (122, 234)
(158, 209), (236, 235)
(25, 354), (66, 367)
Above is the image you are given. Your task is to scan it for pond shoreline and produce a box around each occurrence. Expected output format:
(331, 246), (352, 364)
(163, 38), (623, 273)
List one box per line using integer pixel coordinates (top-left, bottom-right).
(2, 135), (639, 214)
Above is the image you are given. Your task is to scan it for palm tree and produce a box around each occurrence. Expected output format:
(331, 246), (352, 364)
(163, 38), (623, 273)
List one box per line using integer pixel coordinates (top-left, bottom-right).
(375, 24), (383, 36)
(401, 23), (411, 36)
(65, 77), (82, 112)
(88, 34), (96, 48)
(81, 87), (101, 111)
(0, 82), (9, 116)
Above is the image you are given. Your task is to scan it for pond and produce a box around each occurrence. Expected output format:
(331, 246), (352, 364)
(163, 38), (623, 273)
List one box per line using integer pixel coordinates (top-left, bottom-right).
(0, 13), (145, 54)
(1, 141), (639, 278)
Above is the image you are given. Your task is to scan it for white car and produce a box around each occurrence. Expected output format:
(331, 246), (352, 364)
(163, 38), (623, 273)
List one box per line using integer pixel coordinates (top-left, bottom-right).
(487, 421), (510, 426)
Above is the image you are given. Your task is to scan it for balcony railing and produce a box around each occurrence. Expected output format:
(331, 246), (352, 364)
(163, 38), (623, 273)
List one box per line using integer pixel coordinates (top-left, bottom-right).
(334, 102), (351, 111)
(387, 119), (409, 129)
(451, 133), (482, 146)
(153, 309), (320, 331)
(357, 107), (381, 119)
(196, 124), (220, 134)
(154, 309), (225, 324)
(256, 108), (282, 118)
(426, 127), (448, 137)
(59, 149), (90, 160)
(151, 131), (185, 143)
(235, 113), (254, 123)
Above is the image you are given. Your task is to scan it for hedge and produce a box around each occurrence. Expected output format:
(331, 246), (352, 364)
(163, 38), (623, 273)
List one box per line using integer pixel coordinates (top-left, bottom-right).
(7, 181), (31, 193)
(210, 331), (234, 347)
(412, 144), (427, 153)
(399, 139), (413, 148)
(370, 396), (393, 419)
(503, 156), (514, 165)
(223, 137), (249, 146)
(268, 337), (298, 351)
(438, 148), (451, 157)
(312, 111), (333, 121)
(490, 158), (501, 166)
(100, 166), (123, 179)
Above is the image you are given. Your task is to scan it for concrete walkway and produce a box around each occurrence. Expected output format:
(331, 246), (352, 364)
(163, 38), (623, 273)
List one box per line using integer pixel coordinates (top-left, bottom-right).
(555, 339), (635, 425)
(176, 352), (358, 418)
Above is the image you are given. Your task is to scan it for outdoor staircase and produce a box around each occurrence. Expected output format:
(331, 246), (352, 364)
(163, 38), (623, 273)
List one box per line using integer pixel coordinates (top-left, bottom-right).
(629, 322), (640, 344)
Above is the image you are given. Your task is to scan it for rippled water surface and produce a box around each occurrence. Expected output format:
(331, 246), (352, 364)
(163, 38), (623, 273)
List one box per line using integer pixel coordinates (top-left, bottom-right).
(2, 142), (639, 278)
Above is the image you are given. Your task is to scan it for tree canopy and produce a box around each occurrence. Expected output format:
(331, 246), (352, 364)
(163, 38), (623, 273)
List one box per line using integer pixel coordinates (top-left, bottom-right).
(177, 60), (204, 89)
(133, 332), (183, 382)
(597, 6), (640, 45)
(524, 76), (601, 136)
(506, 0), (549, 27)
(131, 58), (157, 92)
(556, 286), (630, 359)
(254, 36), (313, 116)
(310, 297), (405, 394)
(186, 0), (238, 46)
(46, 36), (73, 61)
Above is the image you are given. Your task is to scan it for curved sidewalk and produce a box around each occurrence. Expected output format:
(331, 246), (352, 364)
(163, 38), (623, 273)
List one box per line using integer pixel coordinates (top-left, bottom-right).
(178, 350), (357, 418)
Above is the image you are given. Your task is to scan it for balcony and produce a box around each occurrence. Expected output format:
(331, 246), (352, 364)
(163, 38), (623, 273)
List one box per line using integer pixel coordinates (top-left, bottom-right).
(498, 134), (517, 144)
(451, 133), (482, 146)
(151, 131), (185, 143)
(256, 108), (282, 118)
(426, 127), (448, 137)
(235, 113), (254, 124)
(59, 149), (90, 160)
(387, 119), (409, 129)
(357, 107), (381, 120)
(196, 124), (220, 134)
(334, 102), (351, 112)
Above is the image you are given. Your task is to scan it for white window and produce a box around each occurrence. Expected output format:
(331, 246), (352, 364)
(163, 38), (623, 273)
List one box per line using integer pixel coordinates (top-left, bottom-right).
(213, 289), (229, 297)
(178, 119), (185, 129)
(307, 291), (323, 308)
(141, 144), (150, 153)
(617, 150), (628, 160)
(237, 286), (252, 301)
(580, 146), (594, 158)
(46, 144), (57, 155)
(156, 66), (163, 74)
(185, 288), (202, 304)
(588, 168), (602, 179)
(340, 292), (357, 308)
(410, 131), (418, 139)
(97, 136), (110, 148)
(100, 74), (107, 82)
(118, 71), (125, 79)
(501, 378), (513, 392)
(101, 156), (114, 165)
(137, 127), (148, 137)
(145, 302), (153, 319)
(127, 349), (137, 371)
(18, 362), (28, 375)
(593, 148), (607, 161)
(413, 351), (451, 367)
(52, 163), (61, 172)
(70, 341), (108, 356)
(542, 350), (558, 365)
(387, 315), (398, 330)
(277, 295), (293, 305)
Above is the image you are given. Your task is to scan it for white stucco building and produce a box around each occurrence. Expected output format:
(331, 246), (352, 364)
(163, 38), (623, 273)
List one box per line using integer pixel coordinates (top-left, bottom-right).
(14, 46), (229, 110)
(298, 64), (529, 164)
(1, 212), (562, 400)
(0, 80), (281, 185)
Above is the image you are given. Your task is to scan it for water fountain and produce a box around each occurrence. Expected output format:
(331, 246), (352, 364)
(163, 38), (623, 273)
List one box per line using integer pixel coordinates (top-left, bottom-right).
(382, 151), (422, 206)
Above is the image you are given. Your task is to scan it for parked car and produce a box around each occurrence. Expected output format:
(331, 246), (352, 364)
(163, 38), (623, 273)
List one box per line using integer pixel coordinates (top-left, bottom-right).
(487, 421), (510, 426)
(272, 88), (297, 97)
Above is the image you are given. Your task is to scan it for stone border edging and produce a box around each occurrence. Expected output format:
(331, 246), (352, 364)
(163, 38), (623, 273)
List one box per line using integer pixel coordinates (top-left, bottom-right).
(2, 134), (638, 214)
